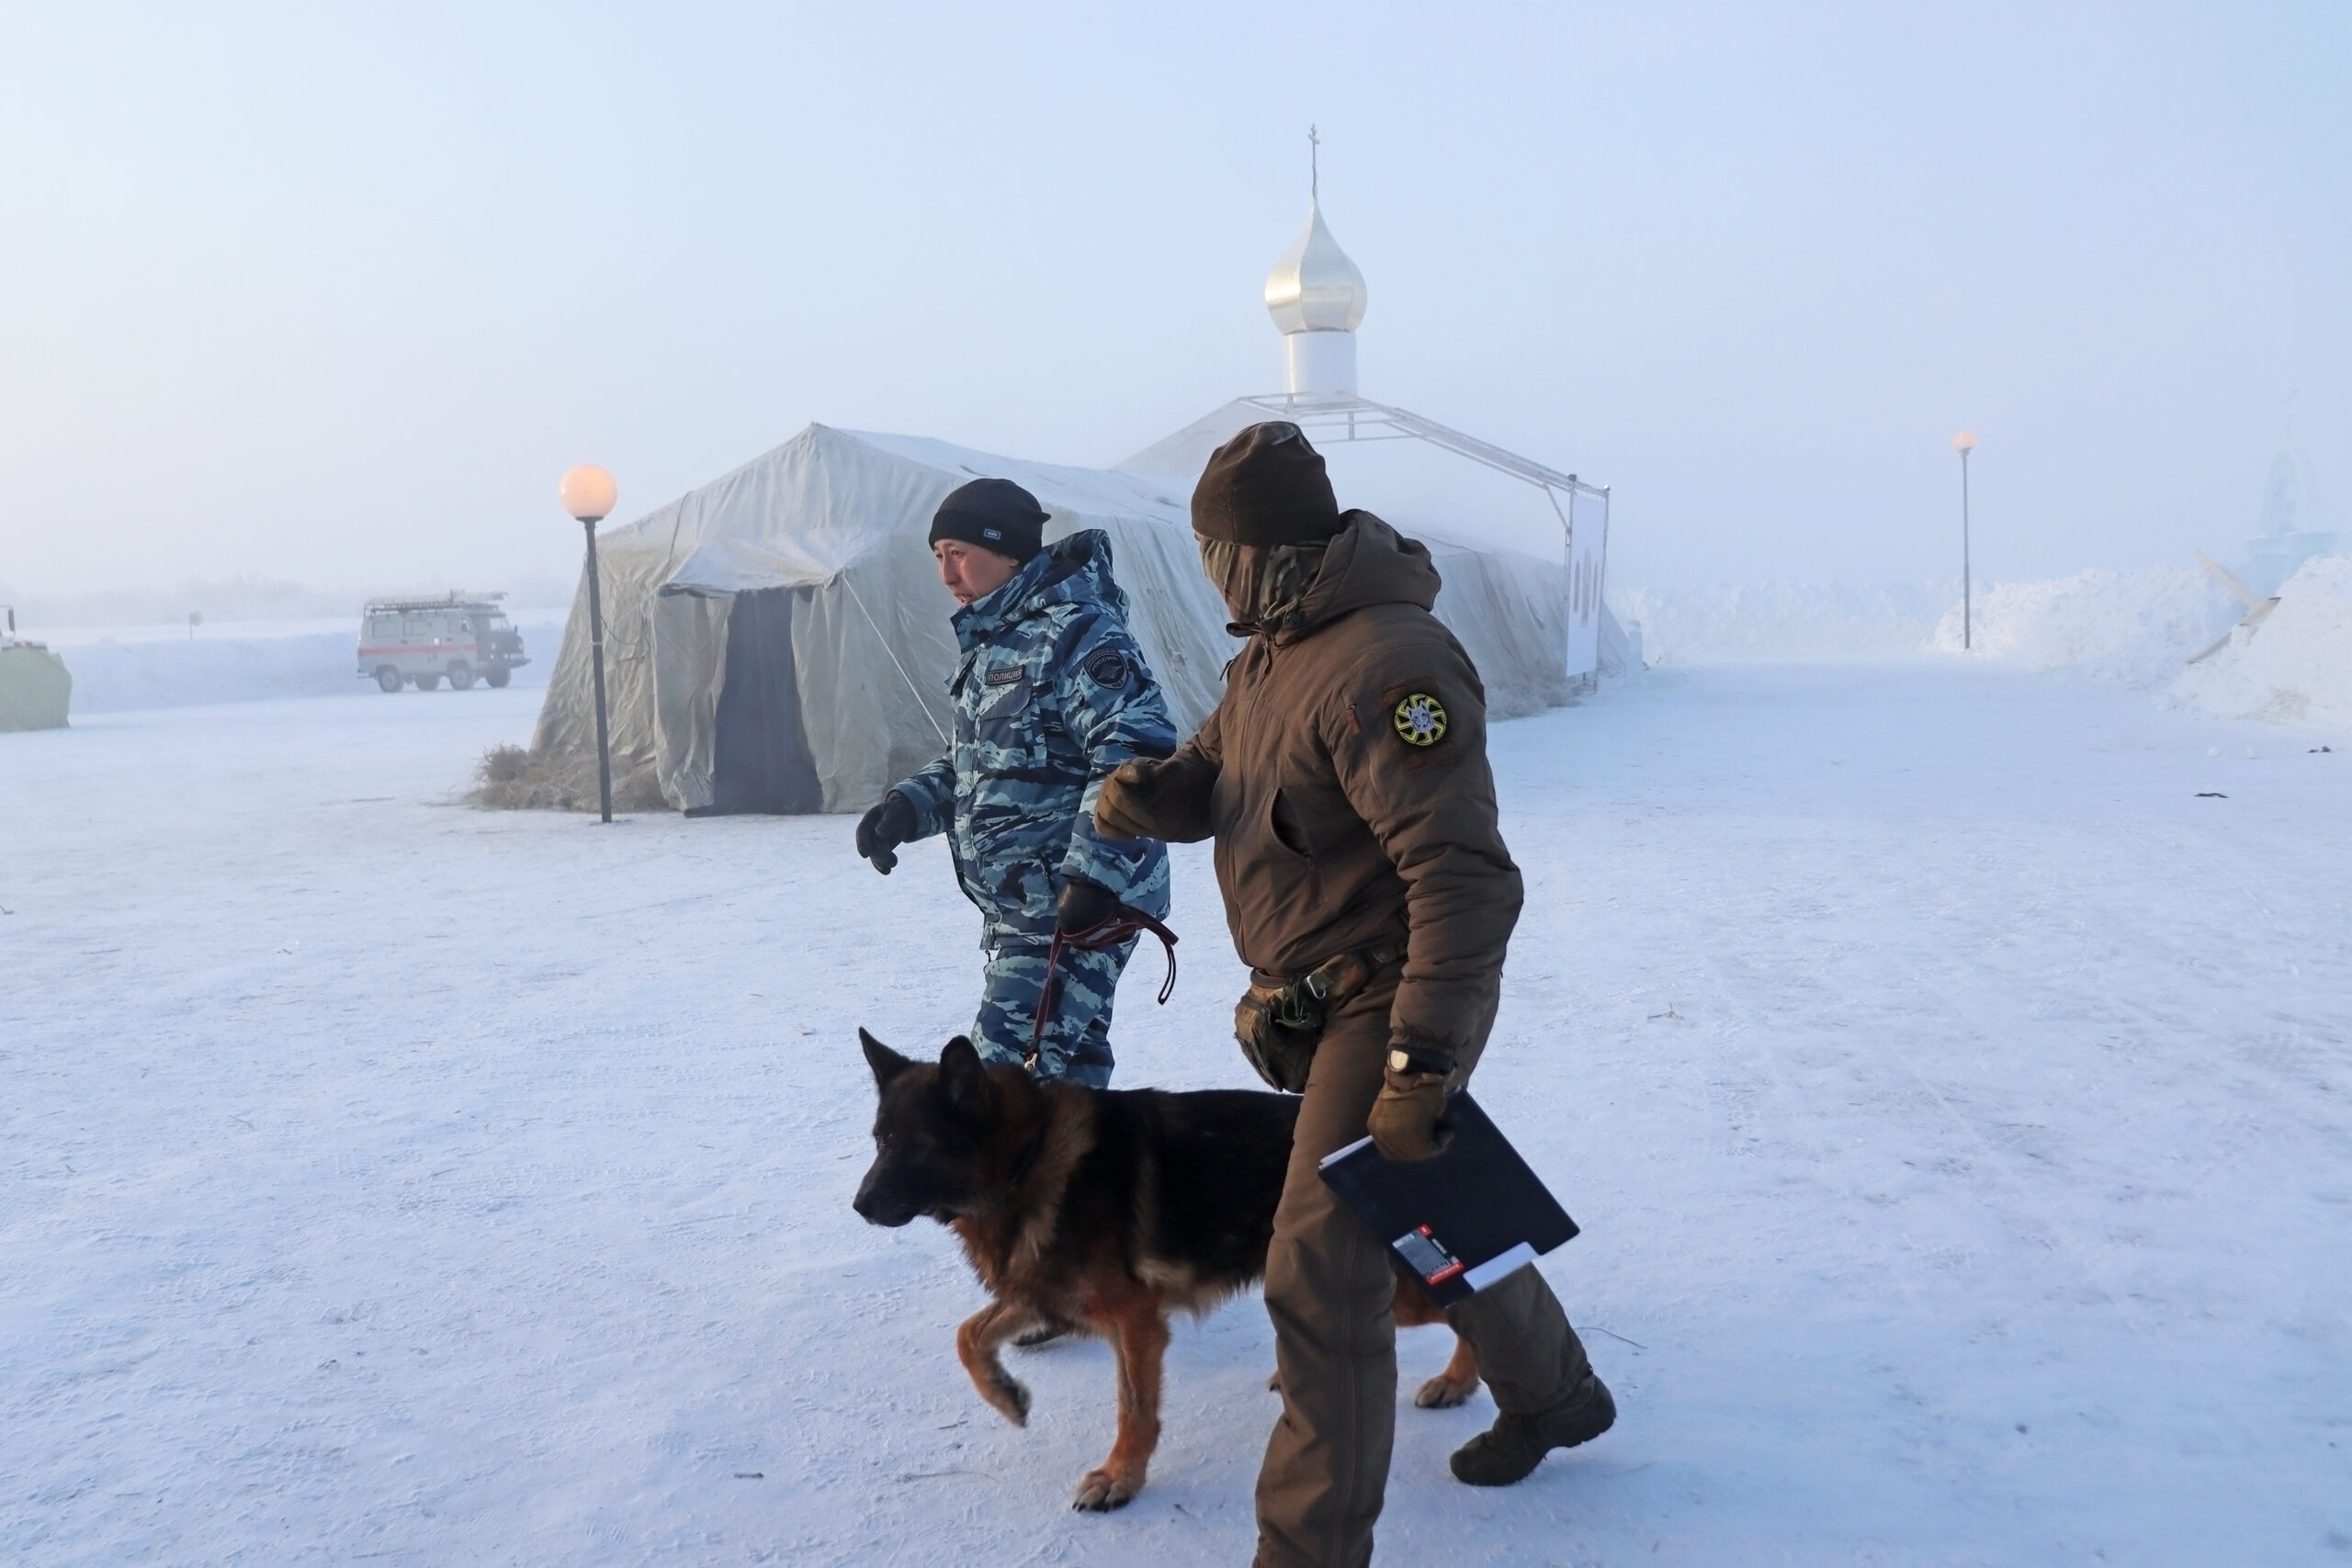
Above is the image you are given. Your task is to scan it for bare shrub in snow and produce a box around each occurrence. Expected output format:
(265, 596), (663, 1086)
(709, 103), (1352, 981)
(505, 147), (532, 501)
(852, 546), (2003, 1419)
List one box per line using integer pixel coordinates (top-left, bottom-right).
(469, 743), (665, 812)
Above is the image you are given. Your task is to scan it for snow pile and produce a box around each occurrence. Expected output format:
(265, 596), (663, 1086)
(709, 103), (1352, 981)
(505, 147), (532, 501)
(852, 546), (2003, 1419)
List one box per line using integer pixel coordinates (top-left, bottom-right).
(1928, 567), (2240, 687)
(2169, 554), (2352, 729)
(1609, 581), (1951, 663)
(1616, 569), (2249, 685)
(44, 616), (563, 713)
(58, 627), (363, 712)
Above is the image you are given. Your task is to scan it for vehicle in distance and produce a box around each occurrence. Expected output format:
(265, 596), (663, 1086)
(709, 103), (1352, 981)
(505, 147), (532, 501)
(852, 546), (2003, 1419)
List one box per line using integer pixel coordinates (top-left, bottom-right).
(358, 592), (529, 692)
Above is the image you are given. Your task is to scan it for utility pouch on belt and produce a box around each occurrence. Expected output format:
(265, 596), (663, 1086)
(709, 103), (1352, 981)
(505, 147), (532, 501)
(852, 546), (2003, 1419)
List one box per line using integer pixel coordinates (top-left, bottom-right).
(1234, 945), (1404, 1094)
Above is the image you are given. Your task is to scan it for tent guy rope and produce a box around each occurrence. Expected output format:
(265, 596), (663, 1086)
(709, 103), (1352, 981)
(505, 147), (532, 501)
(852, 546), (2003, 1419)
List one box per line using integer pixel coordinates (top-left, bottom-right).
(842, 572), (953, 748)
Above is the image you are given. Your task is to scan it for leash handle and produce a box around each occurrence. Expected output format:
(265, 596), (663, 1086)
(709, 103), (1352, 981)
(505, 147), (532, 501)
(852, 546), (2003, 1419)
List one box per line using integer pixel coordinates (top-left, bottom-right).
(1026, 906), (1181, 1066)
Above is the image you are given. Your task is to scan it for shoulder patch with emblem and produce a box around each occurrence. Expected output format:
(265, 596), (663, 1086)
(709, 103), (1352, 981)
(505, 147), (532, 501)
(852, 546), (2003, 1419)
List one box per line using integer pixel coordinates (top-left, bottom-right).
(1085, 649), (1128, 688)
(1393, 692), (1449, 748)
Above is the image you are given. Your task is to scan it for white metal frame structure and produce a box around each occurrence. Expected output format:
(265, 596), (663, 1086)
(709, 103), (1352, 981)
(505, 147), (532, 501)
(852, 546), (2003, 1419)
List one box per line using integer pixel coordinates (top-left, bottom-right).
(1227, 391), (1608, 538)
(1124, 390), (1613, 692)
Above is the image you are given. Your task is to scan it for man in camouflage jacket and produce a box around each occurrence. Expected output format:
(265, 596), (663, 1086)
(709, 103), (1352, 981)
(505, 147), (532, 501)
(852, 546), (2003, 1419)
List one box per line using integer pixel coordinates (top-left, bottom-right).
(854, 478), (1175, 1088)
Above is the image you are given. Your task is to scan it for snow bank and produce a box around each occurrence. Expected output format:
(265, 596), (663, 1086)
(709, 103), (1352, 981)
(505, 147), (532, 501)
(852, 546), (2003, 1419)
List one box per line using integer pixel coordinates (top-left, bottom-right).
(44, 616), (564, 713)
(1928, 567), (2240, 687)
(1610, 581), (1951, 663)
(2169, 554), (2352, 729)
(56, 629), (362, 712)
(1613, 568), (2251, 692)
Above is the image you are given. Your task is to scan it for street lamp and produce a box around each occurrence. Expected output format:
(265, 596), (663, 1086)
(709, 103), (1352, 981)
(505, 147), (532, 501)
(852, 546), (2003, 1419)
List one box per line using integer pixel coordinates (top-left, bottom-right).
(559, 464), (618, 823)
(1951, 430), (1977, 651)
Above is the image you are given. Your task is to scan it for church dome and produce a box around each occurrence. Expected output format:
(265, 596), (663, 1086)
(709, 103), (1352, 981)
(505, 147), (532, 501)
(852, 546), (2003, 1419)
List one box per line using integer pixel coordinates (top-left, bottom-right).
(1264, 200), (1368, 335)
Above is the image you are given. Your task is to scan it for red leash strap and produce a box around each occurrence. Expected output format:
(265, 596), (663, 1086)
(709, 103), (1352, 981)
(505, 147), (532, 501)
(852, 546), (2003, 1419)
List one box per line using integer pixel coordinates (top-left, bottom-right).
(1026, 907), (1181, 1063)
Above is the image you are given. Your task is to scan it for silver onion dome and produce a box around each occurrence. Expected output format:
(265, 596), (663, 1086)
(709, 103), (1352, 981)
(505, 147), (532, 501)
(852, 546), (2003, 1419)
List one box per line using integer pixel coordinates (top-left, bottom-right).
(1264, 200), (1368, 335)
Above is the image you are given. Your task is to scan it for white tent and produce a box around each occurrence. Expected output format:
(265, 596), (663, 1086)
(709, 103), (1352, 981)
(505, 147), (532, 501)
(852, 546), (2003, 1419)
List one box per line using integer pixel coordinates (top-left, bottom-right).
(532, 424), (1234, 815)
(1120, 392), (1625, 709)
(0, 641), (72, 731)
(534, 417), (1609, 816)
(532, 177), (1625, 816)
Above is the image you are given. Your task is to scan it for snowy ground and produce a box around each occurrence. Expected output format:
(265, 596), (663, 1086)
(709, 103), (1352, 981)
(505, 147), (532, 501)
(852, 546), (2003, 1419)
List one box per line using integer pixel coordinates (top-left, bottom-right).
(29, 612), (568, 713)
(5, 667), (2348, 1566)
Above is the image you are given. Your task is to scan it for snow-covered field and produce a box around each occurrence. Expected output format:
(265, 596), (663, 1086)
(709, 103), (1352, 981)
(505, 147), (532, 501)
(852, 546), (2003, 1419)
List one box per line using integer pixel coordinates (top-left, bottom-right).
(5, 668), (2349, 1565)
(30, 614), (568, 713)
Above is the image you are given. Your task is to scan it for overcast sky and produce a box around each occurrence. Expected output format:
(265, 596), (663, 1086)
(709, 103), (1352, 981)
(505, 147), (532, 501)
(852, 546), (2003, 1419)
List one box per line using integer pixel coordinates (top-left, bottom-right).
(1, 0), (2345, 601)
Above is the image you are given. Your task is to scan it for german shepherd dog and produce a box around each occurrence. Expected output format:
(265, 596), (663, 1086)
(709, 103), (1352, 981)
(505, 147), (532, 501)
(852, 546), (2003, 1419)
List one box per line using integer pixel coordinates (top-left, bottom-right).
(852, 1030), (1479, 1511)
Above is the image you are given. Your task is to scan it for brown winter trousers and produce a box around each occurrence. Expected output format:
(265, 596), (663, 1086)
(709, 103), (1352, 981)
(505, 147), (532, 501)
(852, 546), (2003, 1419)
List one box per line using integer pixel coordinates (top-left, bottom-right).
(1254, 971), (1593, 1568)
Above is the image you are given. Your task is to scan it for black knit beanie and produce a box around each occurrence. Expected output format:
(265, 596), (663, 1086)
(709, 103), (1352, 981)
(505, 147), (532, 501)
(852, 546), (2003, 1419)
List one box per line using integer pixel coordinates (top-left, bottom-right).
(929, 478), (1048, 560)
(1190, 422), (1342, 547)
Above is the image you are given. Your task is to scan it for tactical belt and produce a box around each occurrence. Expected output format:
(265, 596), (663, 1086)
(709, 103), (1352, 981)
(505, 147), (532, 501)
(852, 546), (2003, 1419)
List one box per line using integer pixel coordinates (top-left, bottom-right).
(1234, 942), (1407, 1095)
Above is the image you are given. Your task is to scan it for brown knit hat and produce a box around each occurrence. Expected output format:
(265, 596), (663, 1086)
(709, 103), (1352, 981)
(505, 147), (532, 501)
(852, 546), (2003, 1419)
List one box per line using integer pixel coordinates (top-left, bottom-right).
(1190, 422), (1342, 546)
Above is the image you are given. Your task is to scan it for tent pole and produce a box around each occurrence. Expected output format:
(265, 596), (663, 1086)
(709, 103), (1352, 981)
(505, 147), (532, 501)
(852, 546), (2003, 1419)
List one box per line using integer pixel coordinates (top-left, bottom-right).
(584, 517), (615, 823)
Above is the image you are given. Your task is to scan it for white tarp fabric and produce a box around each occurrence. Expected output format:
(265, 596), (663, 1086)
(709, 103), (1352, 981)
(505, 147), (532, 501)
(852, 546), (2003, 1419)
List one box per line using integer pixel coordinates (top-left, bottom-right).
(1413, 532), (1571, 716)
(0, 644), (73, 731)
(1566, 487), (1610, 682)
(533, 424), (1233, 814)
(1121, 396), (1614, 704)
(535, 418), (1602, 816)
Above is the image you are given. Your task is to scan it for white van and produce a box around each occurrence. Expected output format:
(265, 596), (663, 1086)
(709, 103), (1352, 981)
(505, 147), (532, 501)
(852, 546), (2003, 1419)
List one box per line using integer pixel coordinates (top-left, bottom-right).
(357, 593), (529, 692)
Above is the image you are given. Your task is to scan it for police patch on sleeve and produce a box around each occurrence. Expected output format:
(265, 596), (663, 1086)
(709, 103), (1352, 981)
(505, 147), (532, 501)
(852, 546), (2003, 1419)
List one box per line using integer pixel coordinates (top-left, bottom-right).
(1392, 692), (1449, 747)
(1085, 649), (1128, 688)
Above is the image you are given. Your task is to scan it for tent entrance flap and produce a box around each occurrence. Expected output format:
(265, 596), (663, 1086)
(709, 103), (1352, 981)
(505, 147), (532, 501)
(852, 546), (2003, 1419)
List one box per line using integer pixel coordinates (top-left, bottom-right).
(702, 587), (825, 815)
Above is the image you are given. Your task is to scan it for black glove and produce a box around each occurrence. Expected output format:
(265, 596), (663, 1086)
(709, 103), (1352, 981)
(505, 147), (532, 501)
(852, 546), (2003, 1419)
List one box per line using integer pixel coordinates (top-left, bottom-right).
(854, 792), (918, 874)
(1055, 875), (1121, 936)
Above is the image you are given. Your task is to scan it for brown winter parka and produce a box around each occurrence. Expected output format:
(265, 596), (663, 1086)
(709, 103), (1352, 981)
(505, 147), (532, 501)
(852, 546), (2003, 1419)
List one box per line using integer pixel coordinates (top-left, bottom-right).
(1099, 511), (1523, 1053)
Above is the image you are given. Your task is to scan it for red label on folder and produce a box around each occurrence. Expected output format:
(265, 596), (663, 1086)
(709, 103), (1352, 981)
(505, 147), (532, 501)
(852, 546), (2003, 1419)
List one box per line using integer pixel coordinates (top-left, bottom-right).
(1393, 1224), (1464, 1286)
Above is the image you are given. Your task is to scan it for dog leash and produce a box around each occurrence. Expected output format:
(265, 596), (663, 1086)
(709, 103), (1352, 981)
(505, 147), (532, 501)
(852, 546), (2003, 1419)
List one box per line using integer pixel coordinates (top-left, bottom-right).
(1025, 907), (1180, 1070)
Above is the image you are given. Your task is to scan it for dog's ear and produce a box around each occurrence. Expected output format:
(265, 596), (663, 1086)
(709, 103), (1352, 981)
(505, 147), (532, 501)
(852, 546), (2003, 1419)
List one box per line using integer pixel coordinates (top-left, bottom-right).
(860, 1028), (915, 1091)
(938, 1035), (993, 1115)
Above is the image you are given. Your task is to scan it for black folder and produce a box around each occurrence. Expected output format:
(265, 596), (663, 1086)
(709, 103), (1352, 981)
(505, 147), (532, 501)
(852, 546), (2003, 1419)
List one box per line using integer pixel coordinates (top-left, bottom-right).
(1317, 1091), (1577, 1307)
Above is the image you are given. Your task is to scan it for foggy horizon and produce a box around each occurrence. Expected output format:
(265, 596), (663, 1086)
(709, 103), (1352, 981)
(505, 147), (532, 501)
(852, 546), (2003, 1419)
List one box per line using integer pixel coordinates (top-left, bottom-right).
(2, 2), (2345, 608)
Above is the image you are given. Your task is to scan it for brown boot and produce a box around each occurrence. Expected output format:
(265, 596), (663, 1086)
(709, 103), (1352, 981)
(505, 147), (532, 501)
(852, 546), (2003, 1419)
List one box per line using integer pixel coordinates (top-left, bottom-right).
(1449, 1371), (1615, 1486)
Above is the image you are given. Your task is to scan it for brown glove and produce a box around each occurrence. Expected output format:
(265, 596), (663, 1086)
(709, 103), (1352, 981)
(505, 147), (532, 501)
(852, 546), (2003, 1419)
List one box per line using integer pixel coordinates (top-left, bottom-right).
(1094, 753), (1217, 843)
(1094, 761), (1159, 840)
(1366, 1043), (1459, 1162)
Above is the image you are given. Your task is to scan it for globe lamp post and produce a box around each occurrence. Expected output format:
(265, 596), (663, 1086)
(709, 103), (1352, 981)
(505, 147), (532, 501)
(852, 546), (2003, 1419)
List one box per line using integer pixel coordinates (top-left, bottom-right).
(559, 464), (619, 823)
(1951, 431), (1977, 651)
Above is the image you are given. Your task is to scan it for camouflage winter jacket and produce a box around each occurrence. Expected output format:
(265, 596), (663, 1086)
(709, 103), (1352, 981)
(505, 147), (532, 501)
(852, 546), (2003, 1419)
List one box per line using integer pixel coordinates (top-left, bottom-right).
(891, 530), (1176, 944)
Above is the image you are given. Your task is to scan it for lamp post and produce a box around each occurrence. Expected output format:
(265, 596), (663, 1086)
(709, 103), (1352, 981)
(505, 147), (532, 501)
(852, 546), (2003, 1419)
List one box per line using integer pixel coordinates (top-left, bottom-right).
(1951, 430), (1977, 650)
(559, 464), (619, 823)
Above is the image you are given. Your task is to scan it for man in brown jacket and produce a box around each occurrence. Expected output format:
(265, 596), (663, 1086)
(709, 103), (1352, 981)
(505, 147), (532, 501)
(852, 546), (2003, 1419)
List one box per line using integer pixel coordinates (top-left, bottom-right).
(1096, 421), (1613, 1567)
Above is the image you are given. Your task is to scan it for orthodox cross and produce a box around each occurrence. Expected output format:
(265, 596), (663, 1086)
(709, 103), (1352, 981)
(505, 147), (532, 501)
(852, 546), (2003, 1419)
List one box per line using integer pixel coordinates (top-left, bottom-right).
(1309, 124), (1320, 203)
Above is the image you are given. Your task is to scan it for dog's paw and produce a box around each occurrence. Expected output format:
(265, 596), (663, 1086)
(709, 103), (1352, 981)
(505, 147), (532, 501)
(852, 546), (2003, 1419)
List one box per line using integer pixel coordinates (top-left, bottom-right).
(1070, 1466), (1141, 1512)
(978, 1371), (1032, 1427)
(1412, 1371), (1482, 1409)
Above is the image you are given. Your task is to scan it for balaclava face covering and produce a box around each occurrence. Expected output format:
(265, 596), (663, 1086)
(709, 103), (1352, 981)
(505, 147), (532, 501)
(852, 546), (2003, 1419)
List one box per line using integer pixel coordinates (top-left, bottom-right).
(1197, 536), (1329, 634)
